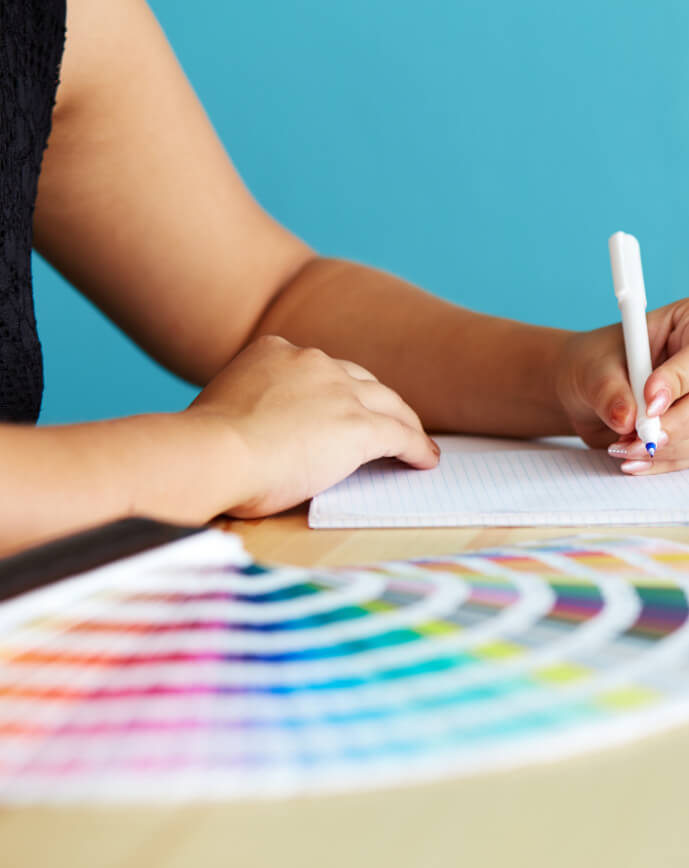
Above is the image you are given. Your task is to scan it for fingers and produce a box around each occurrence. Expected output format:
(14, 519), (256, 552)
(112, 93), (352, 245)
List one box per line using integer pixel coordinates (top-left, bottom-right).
(364, 414), (439, 469)
(615, 300), (689, 473)
(335, 359), (437, 456)
(607, 430), (643, 459)
(608, 430), (669, 461)
(246, 340), (439, 470)
(300, 349), (438, 467)
(579, 358), (637, 437)
(616, 455), (689, 476)
(354, 380), (425, 434)
(337, 359), (379, 382)
(341, 374), (437, 469)
(608, 390), (689, 464)
(644, 344), (689, 418)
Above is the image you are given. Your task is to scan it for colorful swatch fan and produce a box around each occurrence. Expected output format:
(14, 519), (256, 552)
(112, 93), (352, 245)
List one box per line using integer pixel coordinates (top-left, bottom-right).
(0, 529), (688, 801)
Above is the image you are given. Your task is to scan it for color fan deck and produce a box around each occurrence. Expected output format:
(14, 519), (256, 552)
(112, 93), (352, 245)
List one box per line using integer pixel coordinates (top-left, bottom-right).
(0, 531), (688, 801)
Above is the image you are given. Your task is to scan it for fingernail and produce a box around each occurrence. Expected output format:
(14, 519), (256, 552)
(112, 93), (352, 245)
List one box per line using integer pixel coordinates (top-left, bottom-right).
(608, 430), (668, 460)
(647, 389), (671, 417)
(430, 438), (441, 456)
(621, 460), (653, 474)
(621, 439), (659, 460)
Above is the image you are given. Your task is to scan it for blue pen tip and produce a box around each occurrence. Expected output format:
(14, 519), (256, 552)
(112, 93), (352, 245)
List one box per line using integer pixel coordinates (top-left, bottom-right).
(645, 442), (656, 458)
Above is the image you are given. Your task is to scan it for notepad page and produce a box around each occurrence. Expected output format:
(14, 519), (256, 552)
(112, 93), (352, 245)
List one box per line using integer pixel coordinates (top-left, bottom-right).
(309, 448), (689, 527)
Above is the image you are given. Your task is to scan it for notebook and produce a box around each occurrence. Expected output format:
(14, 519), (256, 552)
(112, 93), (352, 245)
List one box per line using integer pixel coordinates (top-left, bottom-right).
(309, 436), (689, 528)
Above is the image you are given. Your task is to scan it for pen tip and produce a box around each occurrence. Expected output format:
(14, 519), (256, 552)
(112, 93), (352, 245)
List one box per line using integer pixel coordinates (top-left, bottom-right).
(645, 443), (656, 458)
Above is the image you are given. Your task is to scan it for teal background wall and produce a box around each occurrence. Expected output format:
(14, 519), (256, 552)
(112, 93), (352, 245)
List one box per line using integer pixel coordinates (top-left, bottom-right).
(35, 0), (689, 423)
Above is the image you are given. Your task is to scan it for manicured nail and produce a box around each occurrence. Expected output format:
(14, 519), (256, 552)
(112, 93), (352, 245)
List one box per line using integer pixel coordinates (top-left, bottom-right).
(609, 430), (668, 460)
(622, 433), (666, 459)
(647, 389), (671, 417)
(621, 460), (653, 474)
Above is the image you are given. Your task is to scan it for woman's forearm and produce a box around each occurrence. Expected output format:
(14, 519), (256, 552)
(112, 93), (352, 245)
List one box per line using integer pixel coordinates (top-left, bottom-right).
(0, 413), (247, 556)
(0, 323), (446, 554)
(253, 257), (574, 437)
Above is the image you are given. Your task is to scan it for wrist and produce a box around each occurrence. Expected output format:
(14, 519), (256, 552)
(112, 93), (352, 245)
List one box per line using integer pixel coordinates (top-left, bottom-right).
(178, 406), (255, 521)
(552, 332), (588, 437)
(540, 328), (578, 435)
(461, 319), (576, 437)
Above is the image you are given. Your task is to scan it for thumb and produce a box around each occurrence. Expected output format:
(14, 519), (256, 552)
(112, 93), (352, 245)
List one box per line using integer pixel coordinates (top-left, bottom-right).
(582, 363), (637, 435)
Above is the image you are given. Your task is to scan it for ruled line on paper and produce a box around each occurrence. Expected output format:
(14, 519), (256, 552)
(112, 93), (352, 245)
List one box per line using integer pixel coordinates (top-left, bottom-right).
(309, 449), (689, 528)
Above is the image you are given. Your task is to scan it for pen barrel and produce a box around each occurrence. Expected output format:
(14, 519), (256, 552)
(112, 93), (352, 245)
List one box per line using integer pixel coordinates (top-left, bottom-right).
(609, 231), (660, 446)
(618, 297), (652, 408)
(618, 296), (659, 440)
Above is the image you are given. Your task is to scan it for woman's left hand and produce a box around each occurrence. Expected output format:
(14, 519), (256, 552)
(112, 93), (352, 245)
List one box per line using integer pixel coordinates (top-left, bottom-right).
(556, 298), (689, 475)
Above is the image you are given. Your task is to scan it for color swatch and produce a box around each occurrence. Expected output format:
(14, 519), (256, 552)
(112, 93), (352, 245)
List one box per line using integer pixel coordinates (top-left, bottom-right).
(1, 530), (689, 801)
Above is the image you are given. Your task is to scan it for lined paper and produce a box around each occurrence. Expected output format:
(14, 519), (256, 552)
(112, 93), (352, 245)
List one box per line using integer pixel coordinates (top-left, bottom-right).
(309, 448), (689, 528)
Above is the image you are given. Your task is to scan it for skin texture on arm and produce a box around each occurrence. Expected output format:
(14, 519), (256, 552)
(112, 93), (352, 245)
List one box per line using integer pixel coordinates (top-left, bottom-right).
(34, 0), (574, 439)
(0, 412), (242, 557)
(253, 258), (573, 437)
(1, 0), (440, 556)
(0, 336), (438, 555)
(34, 0), (315, 384)
(15, 0), (689, 560)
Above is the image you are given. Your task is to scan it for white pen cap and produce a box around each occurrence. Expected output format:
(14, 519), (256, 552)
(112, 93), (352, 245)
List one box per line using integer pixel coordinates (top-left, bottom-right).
(609, 231), (647, 308)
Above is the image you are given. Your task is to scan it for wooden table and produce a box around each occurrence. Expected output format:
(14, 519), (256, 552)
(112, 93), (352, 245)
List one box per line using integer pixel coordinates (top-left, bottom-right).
(4, 507), (689, 868)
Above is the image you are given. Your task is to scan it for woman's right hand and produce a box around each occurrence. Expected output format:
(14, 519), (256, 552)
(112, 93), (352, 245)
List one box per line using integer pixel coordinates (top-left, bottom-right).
(555, 298), (689, 475)
(187, 335), (439, 518)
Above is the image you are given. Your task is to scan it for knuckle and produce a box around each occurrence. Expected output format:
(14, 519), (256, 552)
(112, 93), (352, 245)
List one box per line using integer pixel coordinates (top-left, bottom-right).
(378, 383), (416, 415)
(254, 334), (289, 351)
(671, 298), (689, 333)
(352, 362), (377, 381)
(297, 345), (330, 367)
(338, 390), (365, 414)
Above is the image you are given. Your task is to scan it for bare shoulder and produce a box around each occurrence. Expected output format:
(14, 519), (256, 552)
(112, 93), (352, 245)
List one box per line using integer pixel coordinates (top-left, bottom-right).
(35, 0), (313, 386)
(55, 0), (177, 121)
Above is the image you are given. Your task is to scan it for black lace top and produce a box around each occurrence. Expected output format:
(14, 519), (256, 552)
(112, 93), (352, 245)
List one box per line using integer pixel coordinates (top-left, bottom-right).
(0, 0), (65, 422)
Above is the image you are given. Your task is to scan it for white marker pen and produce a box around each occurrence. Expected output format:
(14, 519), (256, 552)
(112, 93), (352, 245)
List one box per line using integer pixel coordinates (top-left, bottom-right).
(608, 231), (661, 457)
